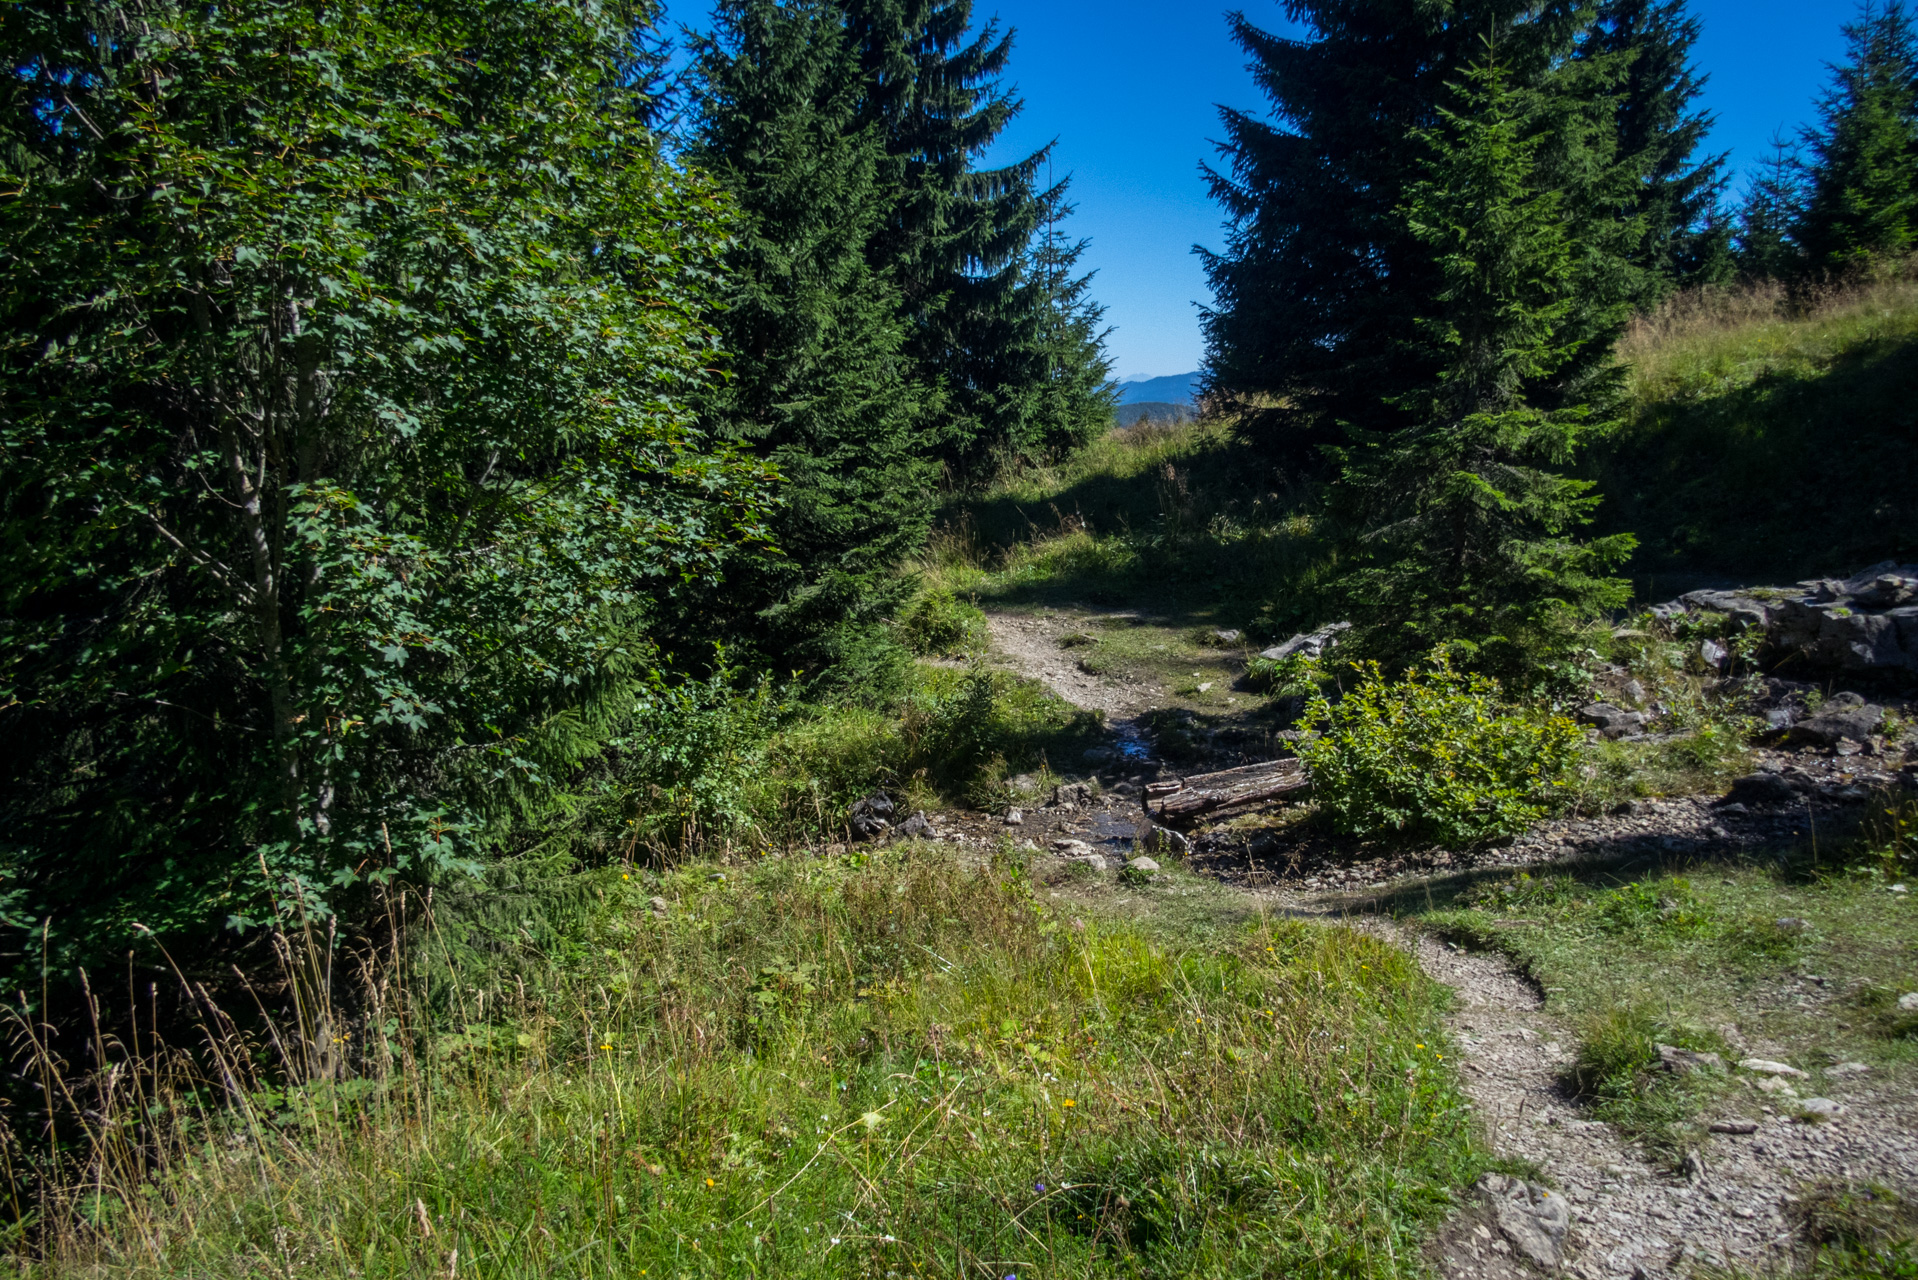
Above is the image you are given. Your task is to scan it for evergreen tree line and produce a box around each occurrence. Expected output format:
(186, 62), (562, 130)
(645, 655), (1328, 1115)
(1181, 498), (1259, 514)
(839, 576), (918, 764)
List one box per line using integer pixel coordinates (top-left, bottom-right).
(680, 0), (1114, 693)
(1734, 2), (1918, 278)
(1202, 0), (1918, 676)
(0, 0), (1108, 984)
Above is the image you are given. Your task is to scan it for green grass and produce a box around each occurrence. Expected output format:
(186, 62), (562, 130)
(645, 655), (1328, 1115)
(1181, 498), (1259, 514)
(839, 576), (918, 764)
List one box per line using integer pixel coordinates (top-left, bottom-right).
(1591, 272), (1918, 582)
(925, 418), (1328, 634)
(29, 852), (1487, 1279)
(1393, 849), (1918, 1160)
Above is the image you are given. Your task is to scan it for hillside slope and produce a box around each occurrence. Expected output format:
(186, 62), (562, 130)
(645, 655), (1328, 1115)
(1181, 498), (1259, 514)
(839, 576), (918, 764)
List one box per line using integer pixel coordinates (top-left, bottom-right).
(1589, 275), (1918, 586)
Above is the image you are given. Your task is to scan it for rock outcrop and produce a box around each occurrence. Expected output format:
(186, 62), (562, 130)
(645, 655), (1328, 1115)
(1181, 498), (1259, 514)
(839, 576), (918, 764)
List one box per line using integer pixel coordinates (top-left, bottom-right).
(1656, 561), (1918, 679)
(1257, 621), (1351, 664)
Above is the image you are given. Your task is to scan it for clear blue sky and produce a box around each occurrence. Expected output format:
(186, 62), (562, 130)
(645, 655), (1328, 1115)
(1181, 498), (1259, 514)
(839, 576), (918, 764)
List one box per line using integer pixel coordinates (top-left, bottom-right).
(667, 0), (1861, 379)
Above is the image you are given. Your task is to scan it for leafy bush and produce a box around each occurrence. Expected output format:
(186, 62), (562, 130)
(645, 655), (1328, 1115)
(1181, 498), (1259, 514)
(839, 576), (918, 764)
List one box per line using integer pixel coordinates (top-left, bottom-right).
(1244, 650), (1325, 697)
(1299, 659), (1582, 844)
(616, 671), (789, 856)
(899, 587), (984, 656)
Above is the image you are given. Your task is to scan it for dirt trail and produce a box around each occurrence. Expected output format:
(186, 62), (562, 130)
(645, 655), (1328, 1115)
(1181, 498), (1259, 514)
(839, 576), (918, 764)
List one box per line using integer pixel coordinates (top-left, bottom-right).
(1399, 925), (1917, 1279)
(982, 610), (1918, 1278)
(982, 609), (1162, 721)
(982, 609), (1169, 765)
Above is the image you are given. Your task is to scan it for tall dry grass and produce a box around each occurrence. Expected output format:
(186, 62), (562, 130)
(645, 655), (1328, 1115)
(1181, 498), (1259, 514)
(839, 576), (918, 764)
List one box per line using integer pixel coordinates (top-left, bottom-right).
(1618, 268), (1918, 404)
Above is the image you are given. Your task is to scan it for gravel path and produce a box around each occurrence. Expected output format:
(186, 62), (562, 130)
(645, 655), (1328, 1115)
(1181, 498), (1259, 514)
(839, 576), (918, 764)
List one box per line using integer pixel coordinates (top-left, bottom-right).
(1400, 925), (1918, 1278)
(981, 608), (1160, 722)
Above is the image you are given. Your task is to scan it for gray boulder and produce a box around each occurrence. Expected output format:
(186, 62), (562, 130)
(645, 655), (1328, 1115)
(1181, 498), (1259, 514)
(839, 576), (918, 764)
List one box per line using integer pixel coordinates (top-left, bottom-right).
(1577, 702), (1647, 739)
(1659, 562), (1918, 678)
(849, 792), (896, 842)
(1052, 781), (1096, 808)
(1656, 1043), (1725, 1073)
(1783, 693), (1884, 747)
(1719, 773), (1802, 808)
(892, 811), (936, 841)
(1477, 1173), (1571, 1269)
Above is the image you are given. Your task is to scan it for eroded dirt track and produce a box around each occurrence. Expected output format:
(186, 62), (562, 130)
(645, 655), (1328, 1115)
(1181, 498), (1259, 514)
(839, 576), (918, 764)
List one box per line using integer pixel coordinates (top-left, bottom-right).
(1398, 925), (1918, 1279)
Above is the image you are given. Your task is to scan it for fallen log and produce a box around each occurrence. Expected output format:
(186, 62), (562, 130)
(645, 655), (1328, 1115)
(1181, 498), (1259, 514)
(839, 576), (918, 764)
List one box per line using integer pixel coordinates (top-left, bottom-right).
(1148, 758), (1309, 826)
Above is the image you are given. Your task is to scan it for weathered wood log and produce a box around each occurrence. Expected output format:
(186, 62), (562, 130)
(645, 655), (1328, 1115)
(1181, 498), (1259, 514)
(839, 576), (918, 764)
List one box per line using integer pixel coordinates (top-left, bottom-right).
(1148, 758), (1309, 826)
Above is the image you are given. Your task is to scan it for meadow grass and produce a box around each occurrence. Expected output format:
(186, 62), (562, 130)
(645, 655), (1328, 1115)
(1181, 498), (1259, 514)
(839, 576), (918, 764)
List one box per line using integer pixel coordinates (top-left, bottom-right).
(1593, 270), (1918, 581)
(923, 418), (1328, 632)
(18, 850), (1484, 1279)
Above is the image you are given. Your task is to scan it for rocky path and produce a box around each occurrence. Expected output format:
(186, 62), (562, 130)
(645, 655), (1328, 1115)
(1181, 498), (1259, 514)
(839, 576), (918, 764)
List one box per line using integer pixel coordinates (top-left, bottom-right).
(977, 609), (1918, 1279)
(1401, 925), (1918, 1279)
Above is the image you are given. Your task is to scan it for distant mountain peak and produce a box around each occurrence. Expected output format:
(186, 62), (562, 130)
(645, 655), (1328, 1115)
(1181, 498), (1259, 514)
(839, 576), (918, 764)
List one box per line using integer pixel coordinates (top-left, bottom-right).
(1114, 372), (1199, 406)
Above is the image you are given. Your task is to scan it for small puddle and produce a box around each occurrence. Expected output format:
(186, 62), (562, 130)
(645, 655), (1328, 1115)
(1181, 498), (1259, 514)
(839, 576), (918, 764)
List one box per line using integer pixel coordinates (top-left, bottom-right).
(1089, 810), (1148, 853)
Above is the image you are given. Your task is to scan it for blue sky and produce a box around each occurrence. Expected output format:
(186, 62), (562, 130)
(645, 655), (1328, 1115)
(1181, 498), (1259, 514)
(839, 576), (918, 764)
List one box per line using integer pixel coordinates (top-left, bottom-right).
(668, 1), (1862, 379)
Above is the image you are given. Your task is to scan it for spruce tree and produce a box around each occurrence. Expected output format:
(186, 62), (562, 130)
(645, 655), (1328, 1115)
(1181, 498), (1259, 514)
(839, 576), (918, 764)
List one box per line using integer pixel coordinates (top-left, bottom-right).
(1578, 0), (1730, 290)
(687, 0), (930, 689)
(1735, 136), (1809, 278)
(1329, 55), (1635, 673)
(1797, 0), (1918, 271)
(842, 0), (1113, 476)
(1201, 0), (1711, 460)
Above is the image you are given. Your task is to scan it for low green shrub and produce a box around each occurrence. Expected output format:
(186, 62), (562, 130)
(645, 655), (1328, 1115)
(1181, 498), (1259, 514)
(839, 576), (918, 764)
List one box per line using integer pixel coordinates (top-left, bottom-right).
(1244, 650), (1325, 697)
(1299, 659), (1582, 845)
(1463, 871), (1582, 916)
(899, 586), (985, 655)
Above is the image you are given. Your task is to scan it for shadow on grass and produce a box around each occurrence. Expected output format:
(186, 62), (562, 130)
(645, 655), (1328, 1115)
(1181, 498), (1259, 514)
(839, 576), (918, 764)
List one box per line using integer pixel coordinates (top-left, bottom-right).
(1590, 330), (1918, 581)
(943, 425), (1332, 626)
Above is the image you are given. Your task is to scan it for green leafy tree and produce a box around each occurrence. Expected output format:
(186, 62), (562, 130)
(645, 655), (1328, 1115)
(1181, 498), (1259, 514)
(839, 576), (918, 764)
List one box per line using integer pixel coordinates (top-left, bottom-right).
(1329, 55), (1636, 672)
(686, 0), (930, 691)
(0, 0), (772, 976)
(1797, 0), (1918, 271)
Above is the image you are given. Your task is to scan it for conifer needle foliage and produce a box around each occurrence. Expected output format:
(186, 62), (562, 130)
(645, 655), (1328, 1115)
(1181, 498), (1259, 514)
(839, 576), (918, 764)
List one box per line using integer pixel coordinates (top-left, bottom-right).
(1331, 54), (1636, 672)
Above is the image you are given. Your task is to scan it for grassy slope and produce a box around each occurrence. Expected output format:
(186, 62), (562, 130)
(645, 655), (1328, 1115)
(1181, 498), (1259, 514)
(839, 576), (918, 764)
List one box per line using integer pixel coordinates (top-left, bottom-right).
(1590, 275), (1918, 585)
(933, 273), (1918, 629)
(927, 419), (1324, 633)
(36, 854), (1482, 1279)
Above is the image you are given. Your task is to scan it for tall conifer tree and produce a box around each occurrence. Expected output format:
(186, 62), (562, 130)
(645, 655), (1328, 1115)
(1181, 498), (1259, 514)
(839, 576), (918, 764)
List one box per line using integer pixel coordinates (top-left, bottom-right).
(1201, 0), (1713, 461)
(688, 0), (930, 687)
(1328, 55), (1635, 671)
(842, 0), (1113, 475)
(1734, 136), (1809, 277)
(1797, 0), (1918, 271)
(1577, 0), (1730, 290)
